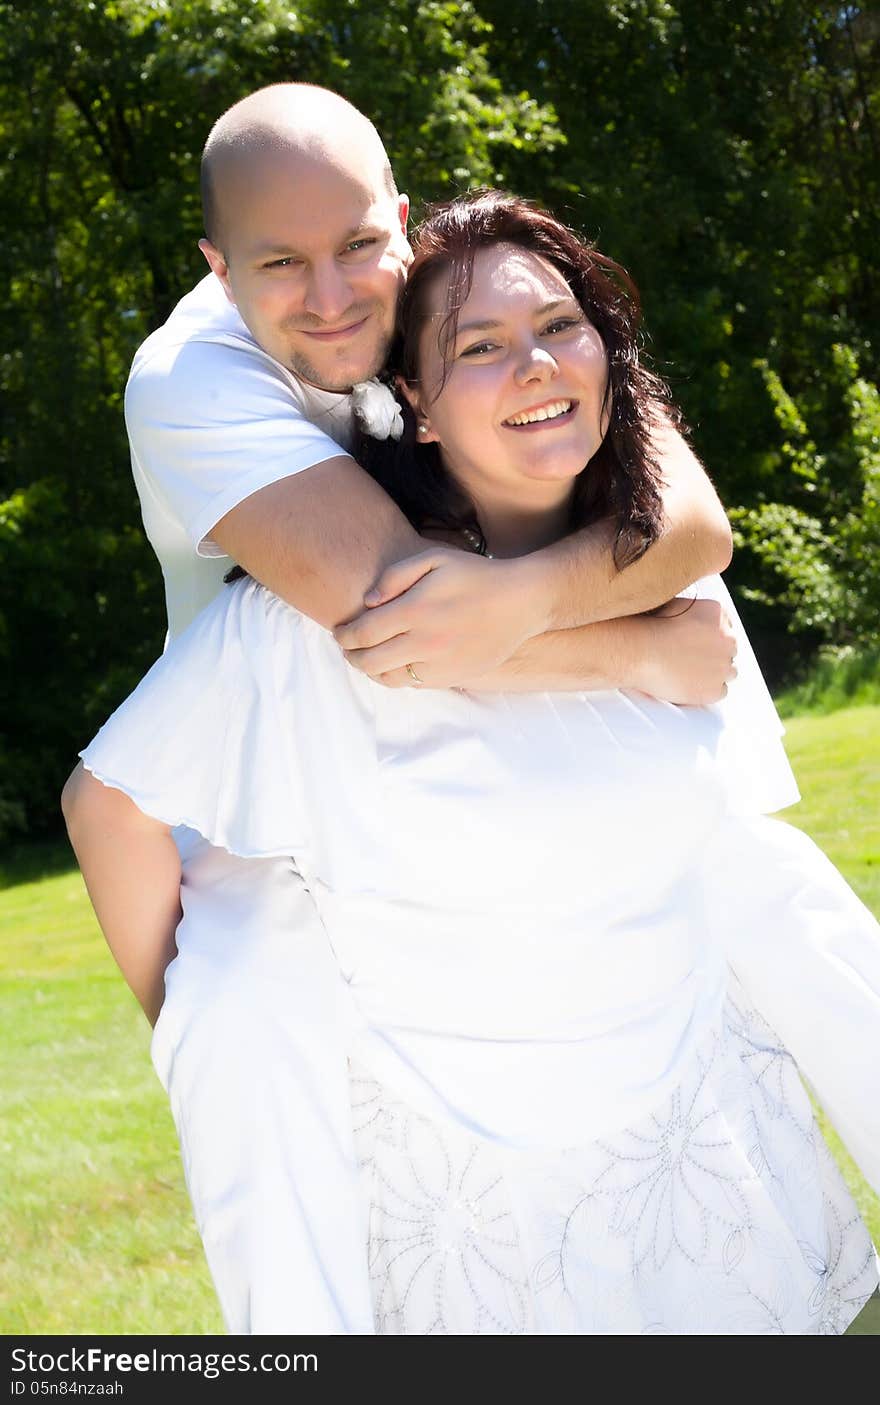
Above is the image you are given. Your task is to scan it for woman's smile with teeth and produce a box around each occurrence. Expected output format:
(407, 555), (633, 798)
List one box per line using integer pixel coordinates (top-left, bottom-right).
(503, 399), (574, 427)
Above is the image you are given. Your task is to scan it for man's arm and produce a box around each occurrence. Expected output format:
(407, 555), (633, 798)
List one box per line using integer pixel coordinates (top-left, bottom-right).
(211, 455), (424, 627)
(458, 599), (738, 703)
(218, 463), (733, 702)
(331, 422), (732, 688)
(126, 335), (425, 633)
(214, 422), (729, 689)
(135, 336), (727, 684)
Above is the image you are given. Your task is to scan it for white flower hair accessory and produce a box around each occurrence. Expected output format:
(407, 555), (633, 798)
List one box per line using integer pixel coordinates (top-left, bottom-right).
(350, 378), (404, 441)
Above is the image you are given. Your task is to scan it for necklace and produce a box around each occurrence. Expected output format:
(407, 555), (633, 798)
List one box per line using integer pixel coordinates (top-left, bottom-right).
(461, 527), (494, 559)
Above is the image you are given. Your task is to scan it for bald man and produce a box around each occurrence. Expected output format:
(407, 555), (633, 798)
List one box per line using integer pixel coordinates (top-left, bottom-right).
(65, 86), (814, 1335)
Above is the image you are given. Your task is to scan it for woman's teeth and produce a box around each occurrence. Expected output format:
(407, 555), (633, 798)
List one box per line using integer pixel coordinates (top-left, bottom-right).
(504, 399), (572, 426)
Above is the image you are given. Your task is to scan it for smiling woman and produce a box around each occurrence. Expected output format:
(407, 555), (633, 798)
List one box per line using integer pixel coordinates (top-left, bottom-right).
(405, 244), (610, 557)
(356, 190), (671, 563)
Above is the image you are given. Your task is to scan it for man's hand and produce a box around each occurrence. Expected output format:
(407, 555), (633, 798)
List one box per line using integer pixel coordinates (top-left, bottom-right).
(334, 546), (544, 688)
(335, 546), (737, 703)
(627, 597), (738, 705)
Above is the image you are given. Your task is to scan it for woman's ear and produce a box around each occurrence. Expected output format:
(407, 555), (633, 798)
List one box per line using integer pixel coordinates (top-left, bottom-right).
(396, 377), (439, 443)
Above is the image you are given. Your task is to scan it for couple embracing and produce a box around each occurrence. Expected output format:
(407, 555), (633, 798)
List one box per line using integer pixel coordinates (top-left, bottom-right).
(64, 84), (880, 1336)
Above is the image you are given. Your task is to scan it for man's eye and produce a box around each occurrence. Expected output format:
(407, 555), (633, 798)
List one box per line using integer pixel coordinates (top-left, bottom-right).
(345, 238), (378, 253)
(266, 257), (301, 269)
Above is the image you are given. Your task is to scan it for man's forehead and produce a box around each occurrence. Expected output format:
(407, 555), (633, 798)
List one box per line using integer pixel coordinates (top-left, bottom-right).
(247, 209), (392, 259)
(226, 157), (396, 257)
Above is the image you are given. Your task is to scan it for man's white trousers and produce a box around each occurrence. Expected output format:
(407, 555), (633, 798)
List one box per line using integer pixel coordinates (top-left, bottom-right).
(151, 833), (374, 1334)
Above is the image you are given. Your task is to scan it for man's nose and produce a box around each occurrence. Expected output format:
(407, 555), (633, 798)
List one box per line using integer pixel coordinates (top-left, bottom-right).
(303, 261), (352, 323)
(513, 344), (559, 385)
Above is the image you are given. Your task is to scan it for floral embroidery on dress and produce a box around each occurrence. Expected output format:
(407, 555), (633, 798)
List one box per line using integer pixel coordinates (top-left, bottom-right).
(348, 989), (879, 1336)
(524, 1000), (877, 1334)
(593, 1071), (752, 1273)
(350, 1069), (532, 1335)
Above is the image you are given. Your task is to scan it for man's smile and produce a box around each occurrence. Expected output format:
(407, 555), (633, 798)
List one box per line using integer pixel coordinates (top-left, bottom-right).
(300, 315), (371, 342)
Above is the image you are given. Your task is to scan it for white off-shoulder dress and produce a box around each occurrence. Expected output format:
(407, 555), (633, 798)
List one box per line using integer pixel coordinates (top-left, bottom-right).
(80, 578), (880, 1335)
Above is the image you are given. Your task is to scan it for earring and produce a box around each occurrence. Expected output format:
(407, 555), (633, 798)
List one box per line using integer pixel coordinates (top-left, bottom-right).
(418, 424), (429, 436)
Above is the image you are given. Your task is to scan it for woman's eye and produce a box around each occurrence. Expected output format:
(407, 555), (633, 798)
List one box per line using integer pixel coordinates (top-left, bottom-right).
(460, 341), (497, 358)
(543, 317), (582, 335)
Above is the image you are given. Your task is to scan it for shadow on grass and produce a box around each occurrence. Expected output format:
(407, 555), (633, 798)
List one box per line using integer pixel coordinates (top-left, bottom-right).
(0, 837), (78, 891)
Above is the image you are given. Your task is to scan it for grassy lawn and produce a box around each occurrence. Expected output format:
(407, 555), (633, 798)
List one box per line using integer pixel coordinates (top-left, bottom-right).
(781, 705), (880, 915)
(0, 851), (223, 1335)
(1, 705), (878, 1335)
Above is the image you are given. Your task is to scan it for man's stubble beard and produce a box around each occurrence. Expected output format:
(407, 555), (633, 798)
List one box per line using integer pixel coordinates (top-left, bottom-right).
(287, 320), (394, 395)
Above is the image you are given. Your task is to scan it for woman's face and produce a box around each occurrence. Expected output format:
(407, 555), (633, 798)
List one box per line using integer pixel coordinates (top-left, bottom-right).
(408, 242), (610, 511)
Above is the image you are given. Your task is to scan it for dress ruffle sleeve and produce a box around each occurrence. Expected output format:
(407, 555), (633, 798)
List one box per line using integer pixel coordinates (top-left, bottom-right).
(79, 578), (328, 862)
(693, 575), (800, 817)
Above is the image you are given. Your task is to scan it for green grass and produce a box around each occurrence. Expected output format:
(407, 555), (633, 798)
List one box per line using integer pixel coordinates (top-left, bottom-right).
(781, 705), (880, 916)
(0, 858), (223, 1335)
(2, 707), (878, 1335)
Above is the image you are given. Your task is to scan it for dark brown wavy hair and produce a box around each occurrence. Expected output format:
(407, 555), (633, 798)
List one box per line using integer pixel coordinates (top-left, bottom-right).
(354, 189), (680, 567)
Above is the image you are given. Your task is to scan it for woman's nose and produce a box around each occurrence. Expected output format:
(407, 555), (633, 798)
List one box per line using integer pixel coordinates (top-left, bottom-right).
(303, 262), (352, 323)
(513, 344), (559, 385)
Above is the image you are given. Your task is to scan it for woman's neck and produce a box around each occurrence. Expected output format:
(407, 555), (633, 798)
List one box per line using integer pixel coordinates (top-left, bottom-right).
(467, 492), (575, 559)
(431, 448), (577, 558)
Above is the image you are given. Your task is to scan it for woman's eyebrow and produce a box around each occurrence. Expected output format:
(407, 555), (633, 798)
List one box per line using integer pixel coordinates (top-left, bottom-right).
(456, 318), (503, 336)
(456, 299), (576, 337)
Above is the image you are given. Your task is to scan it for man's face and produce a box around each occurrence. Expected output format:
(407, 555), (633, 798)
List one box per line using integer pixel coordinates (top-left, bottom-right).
(200, 148), (410, 392)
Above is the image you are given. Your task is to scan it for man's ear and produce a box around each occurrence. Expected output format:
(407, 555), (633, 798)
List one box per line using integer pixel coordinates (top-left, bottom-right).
(397, 192), (410, 238)
(198, 238), (236, 305)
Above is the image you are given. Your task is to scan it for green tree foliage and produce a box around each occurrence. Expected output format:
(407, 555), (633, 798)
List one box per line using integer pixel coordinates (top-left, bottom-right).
(732, 344), (880, 653)
(1, 0), (877, 837)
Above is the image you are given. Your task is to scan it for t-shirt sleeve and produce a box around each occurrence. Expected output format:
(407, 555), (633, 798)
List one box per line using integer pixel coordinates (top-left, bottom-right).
(125, 336), (351, 557)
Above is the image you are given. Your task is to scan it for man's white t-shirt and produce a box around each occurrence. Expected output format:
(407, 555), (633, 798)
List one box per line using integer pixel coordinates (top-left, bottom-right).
(125, 273), (356, 640)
